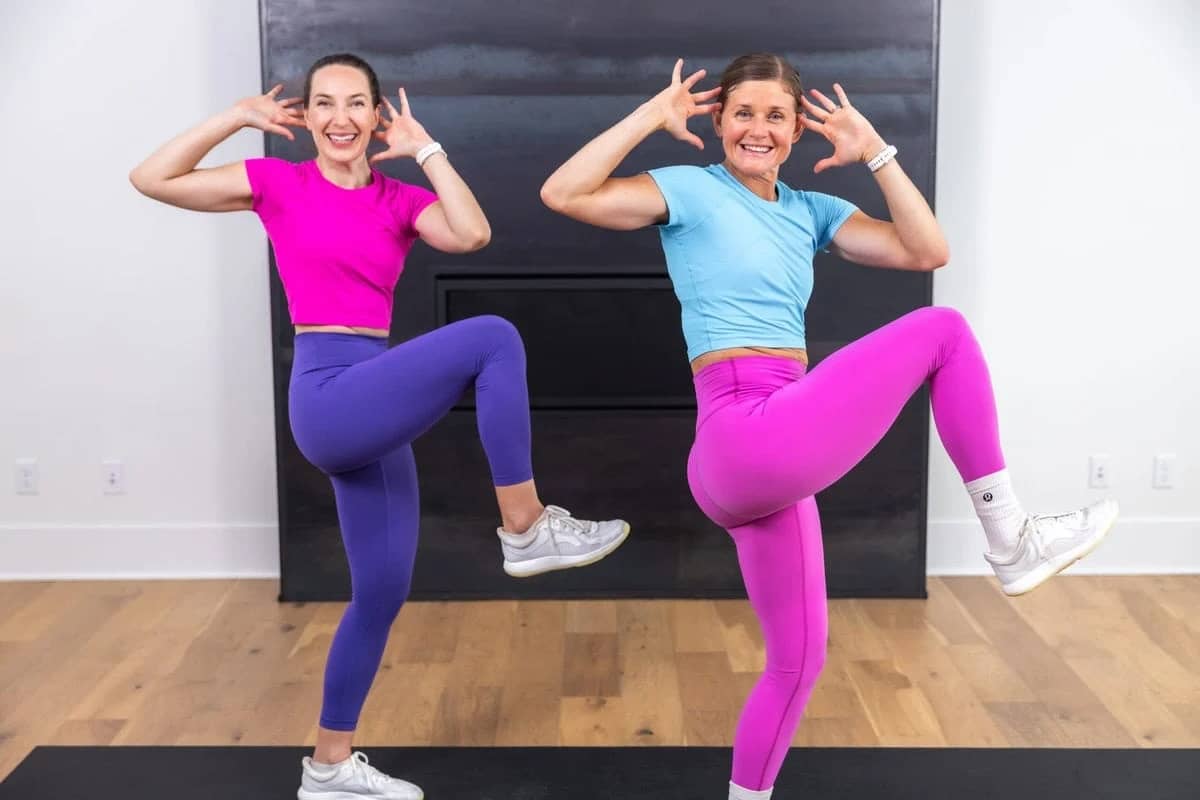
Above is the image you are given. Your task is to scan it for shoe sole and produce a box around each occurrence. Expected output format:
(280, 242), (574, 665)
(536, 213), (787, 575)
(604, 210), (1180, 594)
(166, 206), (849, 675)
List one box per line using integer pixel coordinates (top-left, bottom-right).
(502, 522), (631, 578)
(299, 789), (422, 800)
(1000, 505), (1119, 597)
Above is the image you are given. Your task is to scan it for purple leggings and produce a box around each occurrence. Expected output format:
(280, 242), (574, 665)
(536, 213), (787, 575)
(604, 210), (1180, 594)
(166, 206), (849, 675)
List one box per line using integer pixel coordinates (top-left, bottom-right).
(288, 316), (533, 731)
(686, 307), (1005, 790)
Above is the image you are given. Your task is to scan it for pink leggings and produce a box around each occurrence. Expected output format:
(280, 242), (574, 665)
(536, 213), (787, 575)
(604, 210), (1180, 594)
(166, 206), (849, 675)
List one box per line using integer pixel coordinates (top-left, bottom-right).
(686, 307), (1005, 790)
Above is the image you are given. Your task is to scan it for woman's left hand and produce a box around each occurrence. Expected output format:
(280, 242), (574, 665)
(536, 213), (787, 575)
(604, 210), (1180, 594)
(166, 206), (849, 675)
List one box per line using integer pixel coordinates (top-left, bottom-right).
(800, 84), (887, 174)
(370, 88), (435, 164)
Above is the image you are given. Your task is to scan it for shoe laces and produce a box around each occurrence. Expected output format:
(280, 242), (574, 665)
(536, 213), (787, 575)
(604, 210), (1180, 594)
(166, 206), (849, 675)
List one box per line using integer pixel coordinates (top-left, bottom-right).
(347, 751), (392, 791)
(1017, 516), (1047, 560)
(544, 506), (598, 539)
(1022, 509), (1083, 553)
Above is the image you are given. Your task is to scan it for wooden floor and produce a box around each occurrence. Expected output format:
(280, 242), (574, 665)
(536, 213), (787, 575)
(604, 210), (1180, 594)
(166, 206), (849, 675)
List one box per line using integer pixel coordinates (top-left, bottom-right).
(1, 575), (1198, 780)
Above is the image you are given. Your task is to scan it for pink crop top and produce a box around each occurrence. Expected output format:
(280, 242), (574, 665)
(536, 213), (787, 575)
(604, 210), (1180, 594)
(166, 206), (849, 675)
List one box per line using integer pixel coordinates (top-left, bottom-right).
(244, 158), (437, 328)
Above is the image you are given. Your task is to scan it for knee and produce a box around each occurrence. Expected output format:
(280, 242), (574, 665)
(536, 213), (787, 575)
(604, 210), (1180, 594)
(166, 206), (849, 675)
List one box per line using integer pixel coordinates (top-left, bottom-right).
(910, 304), (963, 326)
(471, 315), (523, 346)
(915, 305), (969, 334)
(906, 306), (976, 354)
(350, 573), (412, 629)
(766, 631), (828, 687)
(460, 315), (524, 365)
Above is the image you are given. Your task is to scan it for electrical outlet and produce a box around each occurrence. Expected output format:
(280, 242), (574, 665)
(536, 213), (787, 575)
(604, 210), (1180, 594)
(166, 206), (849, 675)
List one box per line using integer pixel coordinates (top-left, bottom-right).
(15, 458), (38, 495)
(102, 459), (124, 495)
(1153, 453), (1177, 489)
(1088, 454), (1110, 489)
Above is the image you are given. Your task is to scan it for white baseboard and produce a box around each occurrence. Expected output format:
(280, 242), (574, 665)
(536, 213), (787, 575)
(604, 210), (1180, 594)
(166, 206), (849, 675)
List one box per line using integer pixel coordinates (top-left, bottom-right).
(1, 517), (1195, 581)
(0, 523), (280, 580)
(927, 517), (1200, 575)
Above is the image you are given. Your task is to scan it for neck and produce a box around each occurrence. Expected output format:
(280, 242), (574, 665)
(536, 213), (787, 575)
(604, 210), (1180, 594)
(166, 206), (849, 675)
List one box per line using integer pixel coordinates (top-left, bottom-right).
(721, 160), (779, 202)
(315, 154), (372, 189)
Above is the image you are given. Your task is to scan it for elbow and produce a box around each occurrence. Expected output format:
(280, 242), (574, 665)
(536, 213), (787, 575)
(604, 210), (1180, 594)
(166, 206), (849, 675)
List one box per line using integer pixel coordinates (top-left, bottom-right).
(539, 180), (568, 214)
(463, 224), (491, 253)
(128, 167), (150, 197)
(925, 254), (950, 272)
(475, 220), (492, 250)
(129, 165), (164, 201)
(919, 243), (951, 271)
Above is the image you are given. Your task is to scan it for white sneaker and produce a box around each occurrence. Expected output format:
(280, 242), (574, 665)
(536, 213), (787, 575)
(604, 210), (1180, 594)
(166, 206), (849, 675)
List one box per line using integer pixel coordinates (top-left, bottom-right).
(984, 499), (1119, 596)
(498, 504), (630, 577)
(297, 752), (423, 800)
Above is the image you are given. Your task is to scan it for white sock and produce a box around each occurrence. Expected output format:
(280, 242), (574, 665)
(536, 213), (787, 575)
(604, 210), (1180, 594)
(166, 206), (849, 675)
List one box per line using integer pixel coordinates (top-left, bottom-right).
(497, 526), (537, 545)
(965, 468), (1027, 557)
(729, 781), (773, 800)
(498, 507), (550, 541)
(308, 758), (342, 775)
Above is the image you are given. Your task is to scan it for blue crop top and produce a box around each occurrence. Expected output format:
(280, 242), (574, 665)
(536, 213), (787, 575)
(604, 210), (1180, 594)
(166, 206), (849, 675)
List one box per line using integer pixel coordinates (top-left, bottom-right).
(647, 163), (857, 360)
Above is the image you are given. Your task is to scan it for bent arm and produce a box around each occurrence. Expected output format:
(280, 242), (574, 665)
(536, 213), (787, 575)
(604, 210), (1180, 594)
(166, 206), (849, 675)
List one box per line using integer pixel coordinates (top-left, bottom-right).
(831, 149), (949, 271)
(540, 103), (669, 231)
(412, 153), (491, 253)
(129, 107), (253, 213)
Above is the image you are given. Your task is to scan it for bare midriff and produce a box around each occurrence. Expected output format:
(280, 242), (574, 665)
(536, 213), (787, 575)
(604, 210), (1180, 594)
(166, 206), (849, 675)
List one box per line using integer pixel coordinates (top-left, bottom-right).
(689, 345), (809, 375)
(294, 324), (389, 338)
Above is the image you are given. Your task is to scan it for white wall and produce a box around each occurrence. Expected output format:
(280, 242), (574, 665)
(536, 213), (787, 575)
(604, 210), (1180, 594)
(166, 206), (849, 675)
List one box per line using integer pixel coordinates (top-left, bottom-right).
(0, 1), (280, 577)
(928, 0), (1199, 572)
(1, 0), (1196, 578)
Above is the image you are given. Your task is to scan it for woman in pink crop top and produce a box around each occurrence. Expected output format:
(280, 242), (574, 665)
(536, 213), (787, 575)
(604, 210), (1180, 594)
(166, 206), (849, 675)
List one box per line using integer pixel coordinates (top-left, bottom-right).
(131, 53), (629, 799)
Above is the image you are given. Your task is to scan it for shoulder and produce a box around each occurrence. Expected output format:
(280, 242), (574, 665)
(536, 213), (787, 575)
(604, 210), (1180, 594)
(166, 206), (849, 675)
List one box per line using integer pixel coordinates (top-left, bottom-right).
(244, 157), (305, 190)
(374, 171), (439, 232)
(649, 163), (708, 177)
(376, 171), (434, 202)
(648, 163), (719, 183)
(245, 156), (304, 177)
(646, 164), (728, 199)
(786, 184), (853, 213)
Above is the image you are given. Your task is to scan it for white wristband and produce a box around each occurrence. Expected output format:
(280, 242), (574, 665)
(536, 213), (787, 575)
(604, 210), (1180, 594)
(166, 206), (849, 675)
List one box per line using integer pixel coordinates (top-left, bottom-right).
(415, 141), (444, 166)
(866, 143), (898, 172)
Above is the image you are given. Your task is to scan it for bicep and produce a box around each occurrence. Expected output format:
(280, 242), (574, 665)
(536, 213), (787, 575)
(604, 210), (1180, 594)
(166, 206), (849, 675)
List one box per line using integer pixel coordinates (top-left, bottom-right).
(829, 210), (924, 271)
(412, 201), (470, 253)
(135, 161), (254, 213)
(548, 174), (668, 231)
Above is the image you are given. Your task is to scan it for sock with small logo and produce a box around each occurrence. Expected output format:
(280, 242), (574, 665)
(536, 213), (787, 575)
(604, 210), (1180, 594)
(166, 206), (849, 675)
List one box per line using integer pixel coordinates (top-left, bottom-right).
(729, 781), (773, 800)
(966, 468), (1026, 557)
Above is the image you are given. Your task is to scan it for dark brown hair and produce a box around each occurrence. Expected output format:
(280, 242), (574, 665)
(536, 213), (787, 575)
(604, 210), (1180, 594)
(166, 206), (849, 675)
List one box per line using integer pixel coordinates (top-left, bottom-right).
(303, 53), (382, 108)
(718, 53), (804, 111)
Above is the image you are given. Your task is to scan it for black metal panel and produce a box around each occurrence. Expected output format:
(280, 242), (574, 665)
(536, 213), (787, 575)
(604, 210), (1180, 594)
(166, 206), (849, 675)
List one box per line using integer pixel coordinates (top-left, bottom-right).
(437, 275), (692, 408)
(263, 0), (939, 600)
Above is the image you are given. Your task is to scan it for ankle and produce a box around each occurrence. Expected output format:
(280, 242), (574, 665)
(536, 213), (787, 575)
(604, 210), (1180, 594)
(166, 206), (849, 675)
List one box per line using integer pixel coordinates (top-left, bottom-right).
(729, 781), (773, 800)
(312, 748), (351, 766)
(502, 506), (544, 535)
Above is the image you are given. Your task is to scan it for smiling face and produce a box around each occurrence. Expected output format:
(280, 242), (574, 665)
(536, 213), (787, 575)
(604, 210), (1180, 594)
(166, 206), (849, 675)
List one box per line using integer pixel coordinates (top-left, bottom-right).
(713, 79), (804, 177)
(304, 64), (380, 165)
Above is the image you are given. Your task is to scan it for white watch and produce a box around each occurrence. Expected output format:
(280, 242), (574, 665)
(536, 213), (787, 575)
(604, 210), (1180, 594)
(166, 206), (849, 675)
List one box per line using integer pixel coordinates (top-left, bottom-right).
(415, 141), (444, 166)
(866, 144), (898, 172)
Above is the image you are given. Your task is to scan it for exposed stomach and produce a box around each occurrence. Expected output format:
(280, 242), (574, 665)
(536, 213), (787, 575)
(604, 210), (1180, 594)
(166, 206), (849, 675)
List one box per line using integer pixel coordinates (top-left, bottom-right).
(689, 345), (808, 375)
(294, 324), (389, 338)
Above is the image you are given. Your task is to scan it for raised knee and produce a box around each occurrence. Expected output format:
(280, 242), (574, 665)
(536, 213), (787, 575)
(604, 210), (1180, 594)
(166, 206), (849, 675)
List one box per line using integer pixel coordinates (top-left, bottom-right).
(918, 305), (969, 332)
(462, 315), (523, 363)
(907, 307), (964, 328)
(472, 314), (522, 344)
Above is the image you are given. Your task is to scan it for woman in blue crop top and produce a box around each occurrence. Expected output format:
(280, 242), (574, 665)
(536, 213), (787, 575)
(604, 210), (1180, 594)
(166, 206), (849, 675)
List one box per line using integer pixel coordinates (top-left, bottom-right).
(542, 53), (1119, 800)
(131, 53), (630, 799)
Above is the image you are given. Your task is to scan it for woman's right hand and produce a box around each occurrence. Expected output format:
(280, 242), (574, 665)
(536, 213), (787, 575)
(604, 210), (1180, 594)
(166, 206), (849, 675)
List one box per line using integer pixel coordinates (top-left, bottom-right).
(234, 84), (305, 141)
(646, 59), (722, 150)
